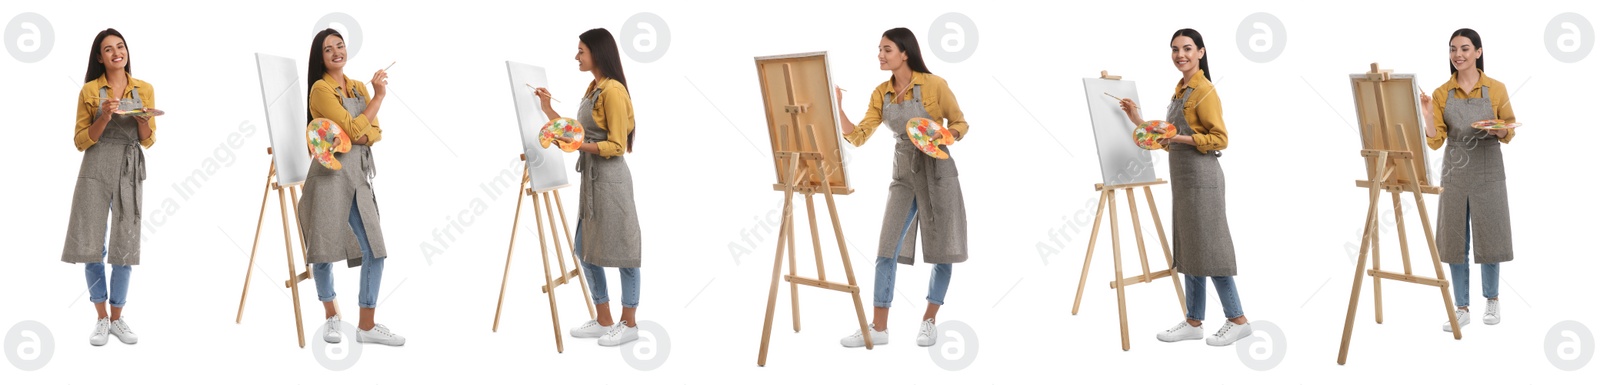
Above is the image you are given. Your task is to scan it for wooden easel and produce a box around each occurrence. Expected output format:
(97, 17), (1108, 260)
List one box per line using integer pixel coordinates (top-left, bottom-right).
(755, 62), (871, 367)
(1071, 71), (1186, 351)
(491, 153), (597, 353)
(1337, 64), (1460, 365)
(234, 147), (316, 348)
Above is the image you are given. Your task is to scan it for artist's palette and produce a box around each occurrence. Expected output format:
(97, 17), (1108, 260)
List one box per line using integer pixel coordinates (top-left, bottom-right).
(1471, 119), (1521, 130)
(906, 117), (955, 159)
(1134, 120), (1178, 150)
(539, 118), (585, 152)
(306, 118), (352, 170)
(114, 108), (165, 118)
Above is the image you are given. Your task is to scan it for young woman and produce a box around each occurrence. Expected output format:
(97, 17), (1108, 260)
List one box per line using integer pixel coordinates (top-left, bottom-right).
(832, 27), (969, 348)
(1118, 28), (1254, 346)
(534, 28), (644, 347)
(63, 28), (155, 346)
(301, 28), (403, 346)
(1419, 28), (1515, 332)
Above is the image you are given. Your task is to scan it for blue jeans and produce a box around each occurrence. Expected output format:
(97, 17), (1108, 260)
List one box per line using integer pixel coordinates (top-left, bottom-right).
(872, 197), (953, 308)
(574, 222), (639, 308)
(1449, 203), (1499, 308)
(1184, 275), (1244, 321)
(85, 205), (132, 307)
(312, 198), (385, 308)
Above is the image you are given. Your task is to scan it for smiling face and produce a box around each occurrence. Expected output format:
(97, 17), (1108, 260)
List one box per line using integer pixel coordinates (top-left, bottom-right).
(878, 36), (906, 71)
(1170, 35), (1204, 75)
(321, 34), (347, 72)
(1449, 35), (1480, 73)
(97, 35), (127, 71)
(576, 41), (593, 72)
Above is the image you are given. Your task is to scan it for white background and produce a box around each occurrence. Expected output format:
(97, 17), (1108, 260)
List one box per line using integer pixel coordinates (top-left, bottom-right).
(2, 0), (1596, 383)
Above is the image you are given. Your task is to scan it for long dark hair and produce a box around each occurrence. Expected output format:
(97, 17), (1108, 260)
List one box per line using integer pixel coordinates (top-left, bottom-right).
(579, 28), (634, 152)
(883, 27), (931, 74)
(1171, 28), (1211, 81)
(84, 28), (130, 83)
(307, 28), (343, 123)
(1448, 28), (1484, 75)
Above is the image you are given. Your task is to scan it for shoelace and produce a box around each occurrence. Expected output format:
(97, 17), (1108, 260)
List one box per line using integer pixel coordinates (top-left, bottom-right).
(1166, 323), (1190, 333)
(114, 320), (133, 335)
(1487, 300), (1500, 313)
(1212, 322), (1234, 338)
(93, 319), (110, 336)
(605, 323), (629, 337)
(920, 321), (935, 338)
(370, 324), (394, 337)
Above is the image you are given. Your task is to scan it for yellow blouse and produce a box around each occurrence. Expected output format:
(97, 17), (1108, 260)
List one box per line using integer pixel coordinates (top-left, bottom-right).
(1427, 68), (1515, 150)
(844, 72), (968, 147)
(309, 73), (383, 146)
(74, 73), (157, 151)
(1169, 70), (1227, 153)
(585, 78), (633, 158)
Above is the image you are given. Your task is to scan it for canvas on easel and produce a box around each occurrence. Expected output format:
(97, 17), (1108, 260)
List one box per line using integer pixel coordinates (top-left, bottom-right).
(752, 51), (871, 367)
(490, 61), (595, 353)
(234, 53), (316, 347)
(1069, 71), (1186, 351)
(1336, 63), (1459, 365)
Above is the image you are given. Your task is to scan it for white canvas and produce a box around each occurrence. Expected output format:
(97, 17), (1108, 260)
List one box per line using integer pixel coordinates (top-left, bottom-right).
(1083, 77), (1158, 186)
(507, 61), (570, 192)
(255, 53), (309, 187)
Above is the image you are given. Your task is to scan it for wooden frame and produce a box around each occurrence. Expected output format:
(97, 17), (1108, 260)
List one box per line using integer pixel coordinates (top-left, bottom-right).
(1336, 64), (1460, 365)
(754, 53), (870, 366)
(1349, 64), (1439, 193)
(234, 147), (315, 347)
(491, 154), (596, 353)
(1069, 179), (1186, 351)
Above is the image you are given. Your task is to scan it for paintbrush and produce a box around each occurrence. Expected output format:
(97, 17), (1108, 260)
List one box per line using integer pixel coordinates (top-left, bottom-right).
(526, 83), (561, 103)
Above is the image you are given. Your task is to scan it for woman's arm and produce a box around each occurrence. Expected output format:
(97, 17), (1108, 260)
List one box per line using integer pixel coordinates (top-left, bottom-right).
(837, 86), (882, 147)
(135, 84), (156, 147)
(74, 88), (118, 151)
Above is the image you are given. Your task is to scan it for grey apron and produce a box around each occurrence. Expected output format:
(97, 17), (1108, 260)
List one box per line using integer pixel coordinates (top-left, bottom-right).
(873, 85), (968, 265)
(574, 88), (642, 268)
(61, 86), (147, 266)
(1436, 85), (1513, 264)
(1166, 87), (1237, 276)
(298, 85), (387, 267)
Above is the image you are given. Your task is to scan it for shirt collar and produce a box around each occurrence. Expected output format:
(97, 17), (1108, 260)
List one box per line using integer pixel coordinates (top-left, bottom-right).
(89, 72), (135, 95)
(884, 71), (927, 96)
(321, 72), (357, 97)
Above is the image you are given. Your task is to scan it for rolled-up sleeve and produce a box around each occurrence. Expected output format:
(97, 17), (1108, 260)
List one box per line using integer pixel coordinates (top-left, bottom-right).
(74, 87), (97, 151)
(934, 80), (968, 140)
(137, 83), (157, 148)
(309, 81), (377, 145)
(593, 84), (633, 158)
(1493, 85), (1516, 144)
(1188, 87), (1228, 152)
(844, 89), (883, 147)
(1427, 89), (1448, 150)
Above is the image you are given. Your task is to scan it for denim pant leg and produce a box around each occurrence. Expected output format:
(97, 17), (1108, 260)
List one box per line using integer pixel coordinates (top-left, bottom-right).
(1482, 263), (1499, 300)
(85, 262), (108, 305)
(108, 264), (132, 307)
(1211, 276), (1244, 320)
(926, 263), (952, 306)
(619, 267), (640, 308)
(1449, 203), (1472, 307)
(313, 262), (336, 302)
(1184, 274), (1207, 321)
(348, 198), (383, 308)
(581, 259), (610, 305)
(874, 198), (919, 308)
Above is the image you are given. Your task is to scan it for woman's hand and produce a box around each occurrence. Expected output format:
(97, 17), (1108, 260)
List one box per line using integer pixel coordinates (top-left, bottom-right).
(133, 114), (151, 127)
(1419, 93), (1438, 138)
(1118, 98), (1144, 126)
(835, 86), (856, 135)
(535, 87), (554, 109)
(370, 69), (389, 98)
(1488, 128), (1508, 138)
(98, 98), (121, 120)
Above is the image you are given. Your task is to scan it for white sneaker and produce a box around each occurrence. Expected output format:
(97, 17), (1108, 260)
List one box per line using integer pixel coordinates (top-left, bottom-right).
(1483, 299), (1501, 325)
(1442, 308), (1471, 332)
(108, 318), (138, 344)
(916, 319), (938, 347)
(598, 321), (638, 347)
(89, 318), (111, 346)
(357, 324), (405, 346)
(840, 323), (888, 348)
(570, 320), (609, 338)
(1156, 321), (1204, 342)
(322, 315), (342, 344)
(1206, 321), (1253, 346)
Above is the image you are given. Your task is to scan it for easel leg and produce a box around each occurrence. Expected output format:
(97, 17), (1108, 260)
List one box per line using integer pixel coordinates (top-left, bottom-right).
(1391, 191), (1415, 276)
(1371, 200), (1384, 325)
(532, 191), (564, 353)
(1143, 186), (1186, 314)
(237, 162), (276, 324)
(1400, 164), (1460, 340)
(1107, 192), (1130, 351)
(553, 191), (596, 319)
(277, 187), (306, 348)
(1071, 191), (1109, 315)
(757, 190), (795, 367)
(787, 196), (802, 332)
(1338, 154), (1388, 364)
(818, 179), (871, 350)
(1124, 188), (1153, 281)
(492, 174), (529, 332)
(542, 192), (575, 290)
